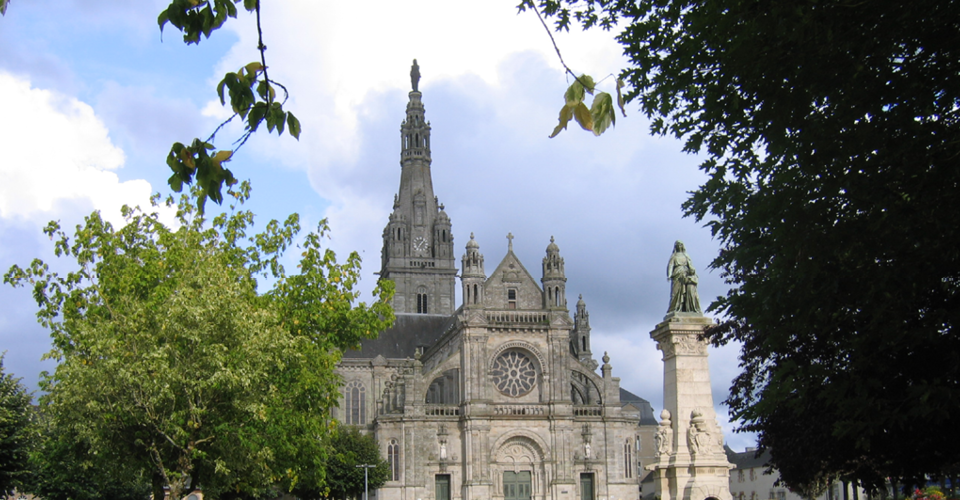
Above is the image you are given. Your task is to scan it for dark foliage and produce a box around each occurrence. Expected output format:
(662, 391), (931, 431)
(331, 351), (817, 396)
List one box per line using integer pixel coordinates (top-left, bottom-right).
(522, 0), (960, 490)
(0, 358), (34, 497)
(298, 423), (390, 500)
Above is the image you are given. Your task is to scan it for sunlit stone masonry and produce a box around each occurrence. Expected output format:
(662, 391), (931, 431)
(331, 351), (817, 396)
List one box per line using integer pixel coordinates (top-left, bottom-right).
(333, 61), (729, 500)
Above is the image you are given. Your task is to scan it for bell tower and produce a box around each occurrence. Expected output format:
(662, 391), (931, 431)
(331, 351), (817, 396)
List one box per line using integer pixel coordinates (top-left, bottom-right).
(379, 60), (457, 315)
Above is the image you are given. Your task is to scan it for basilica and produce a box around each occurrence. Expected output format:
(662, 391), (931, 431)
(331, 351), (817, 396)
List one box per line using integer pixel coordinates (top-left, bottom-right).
(334, 63), (732, 500)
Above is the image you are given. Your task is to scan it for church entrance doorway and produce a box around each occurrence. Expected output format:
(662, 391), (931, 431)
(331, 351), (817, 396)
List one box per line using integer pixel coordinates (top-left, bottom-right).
(435, 474), (451, 500)
(503, 471), (532, 500)
(580, 473), (595, 500)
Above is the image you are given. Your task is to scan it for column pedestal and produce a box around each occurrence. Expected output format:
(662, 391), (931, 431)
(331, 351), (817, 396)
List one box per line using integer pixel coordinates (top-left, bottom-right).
(648, 314), (733, 500)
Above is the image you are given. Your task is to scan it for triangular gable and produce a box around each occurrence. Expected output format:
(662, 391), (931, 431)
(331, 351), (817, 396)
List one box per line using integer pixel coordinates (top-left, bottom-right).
(484, 250), (543, 310)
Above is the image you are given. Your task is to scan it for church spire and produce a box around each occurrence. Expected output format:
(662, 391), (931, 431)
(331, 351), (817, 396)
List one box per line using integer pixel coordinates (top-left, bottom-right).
(380, 61), (456, 315)
(401, 59), (431, 162)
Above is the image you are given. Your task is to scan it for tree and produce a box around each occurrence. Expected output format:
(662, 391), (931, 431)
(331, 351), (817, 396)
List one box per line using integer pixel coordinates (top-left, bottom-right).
(26, 418), (150, 500)
(0, 356), (34, 497)
(523, 0), (960, 490)
(304, 423), (389, 500)
(4, 185), (395, 499)
(158, 0), (301, 211)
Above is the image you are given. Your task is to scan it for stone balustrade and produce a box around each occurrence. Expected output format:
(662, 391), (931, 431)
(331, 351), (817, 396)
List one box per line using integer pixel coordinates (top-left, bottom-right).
(485, 311), (549, 325)
(424, 405), (461, 416)
(573, 406), (603, 417)
(493, 404), (546, 416)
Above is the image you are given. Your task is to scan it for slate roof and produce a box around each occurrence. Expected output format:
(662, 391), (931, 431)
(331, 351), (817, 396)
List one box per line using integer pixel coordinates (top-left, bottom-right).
(726, 446), (772, 469)
(342, 313), (455, 359)
(620, 387), (659, 425)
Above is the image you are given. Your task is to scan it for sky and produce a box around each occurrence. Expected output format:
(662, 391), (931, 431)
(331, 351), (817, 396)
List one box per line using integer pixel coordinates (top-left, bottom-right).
(0, 0), (756, 451)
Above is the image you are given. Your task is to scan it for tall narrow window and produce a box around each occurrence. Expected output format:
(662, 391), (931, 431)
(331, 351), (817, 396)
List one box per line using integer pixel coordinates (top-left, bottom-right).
(388, 439), (400, 481)
(555, 286), (561, 306)
(344, 380), (366, 425)
(507, 288), (517, 309)
(624, 438), (633, 478)
(417, 287), (428, 314)
(473, 284), (479, 304)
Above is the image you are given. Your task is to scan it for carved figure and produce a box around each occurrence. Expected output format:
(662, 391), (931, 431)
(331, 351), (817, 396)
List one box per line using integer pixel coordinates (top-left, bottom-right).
(687, 423), (703, 455)
(655, 426), (672, 456)
(410, 59), (421, 92)
(656, 409), (673, 457)
(666, 240), (702, 313)
(584, 442), (592, 458)
(440, 440), (448, 459)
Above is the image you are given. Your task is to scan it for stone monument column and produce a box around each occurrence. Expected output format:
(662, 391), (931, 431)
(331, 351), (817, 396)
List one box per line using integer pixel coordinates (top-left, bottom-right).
(648, 242), (733, 500)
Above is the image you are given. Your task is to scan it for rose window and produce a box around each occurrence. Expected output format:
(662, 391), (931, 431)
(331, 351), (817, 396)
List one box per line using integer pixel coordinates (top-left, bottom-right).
(492, 351), (538, 397)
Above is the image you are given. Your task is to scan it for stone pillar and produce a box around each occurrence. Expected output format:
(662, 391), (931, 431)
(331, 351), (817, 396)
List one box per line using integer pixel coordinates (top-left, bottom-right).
(648, 314), (733, 500)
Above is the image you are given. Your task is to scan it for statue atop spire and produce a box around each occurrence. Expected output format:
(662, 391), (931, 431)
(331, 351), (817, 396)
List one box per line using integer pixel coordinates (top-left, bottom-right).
(410, 59), (421, 92)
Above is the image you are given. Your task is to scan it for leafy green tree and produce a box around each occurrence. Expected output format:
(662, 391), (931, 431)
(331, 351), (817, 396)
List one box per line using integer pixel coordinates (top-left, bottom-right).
(302, 423), (389, 500)
(0, 356), (34, 497)
(523, 0), (960, 490)
(27, 418), (150, 500)
(4, 185), (394, 500)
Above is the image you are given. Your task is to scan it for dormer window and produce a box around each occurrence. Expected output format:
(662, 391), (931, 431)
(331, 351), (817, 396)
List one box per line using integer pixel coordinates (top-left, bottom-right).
(507, 288), (517, 310)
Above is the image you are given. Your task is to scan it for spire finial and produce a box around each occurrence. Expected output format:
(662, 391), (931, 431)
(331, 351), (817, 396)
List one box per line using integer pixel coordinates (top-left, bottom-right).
(410, 59), (421, 92)
(507, 232), (514, 251)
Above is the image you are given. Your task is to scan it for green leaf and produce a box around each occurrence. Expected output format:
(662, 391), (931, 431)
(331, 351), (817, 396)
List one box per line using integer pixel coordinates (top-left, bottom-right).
(247, 102), (267, 132)
(573, 101), (593, 132)
(549, 103), (576, 138)
(158, 8), (170, 30)
(564, 80), (585, 105)
(168, 173), (184, 192)
(590, 92), (615, 136)
(245, 61), (264, 76)
(287, 112), (301, 139)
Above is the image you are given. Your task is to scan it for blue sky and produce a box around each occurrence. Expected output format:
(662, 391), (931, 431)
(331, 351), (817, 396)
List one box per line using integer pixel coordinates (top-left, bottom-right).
(0, 0), (756, 451)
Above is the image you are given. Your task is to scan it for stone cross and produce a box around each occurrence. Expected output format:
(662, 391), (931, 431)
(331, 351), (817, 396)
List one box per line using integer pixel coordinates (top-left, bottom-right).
(507, 232), (514, 251)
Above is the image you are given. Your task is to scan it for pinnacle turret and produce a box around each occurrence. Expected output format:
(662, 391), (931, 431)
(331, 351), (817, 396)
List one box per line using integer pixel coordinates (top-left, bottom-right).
(541, 236), (567, 310)
(462, 233), (485, 308)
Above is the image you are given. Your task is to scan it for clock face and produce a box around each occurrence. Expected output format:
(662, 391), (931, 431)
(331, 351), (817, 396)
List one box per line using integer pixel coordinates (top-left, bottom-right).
(413, 236), (428, 255)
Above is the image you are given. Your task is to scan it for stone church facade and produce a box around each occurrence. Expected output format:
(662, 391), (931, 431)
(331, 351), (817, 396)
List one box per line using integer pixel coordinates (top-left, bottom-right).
(335, 64), (730, 500)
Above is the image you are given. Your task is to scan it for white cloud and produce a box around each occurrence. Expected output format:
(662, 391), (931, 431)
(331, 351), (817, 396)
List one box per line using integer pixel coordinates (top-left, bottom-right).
(0, 72), (159, 227)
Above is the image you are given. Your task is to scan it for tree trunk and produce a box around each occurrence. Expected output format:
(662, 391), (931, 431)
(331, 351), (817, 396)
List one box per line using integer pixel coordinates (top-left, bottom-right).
(153, 472), (165, 500)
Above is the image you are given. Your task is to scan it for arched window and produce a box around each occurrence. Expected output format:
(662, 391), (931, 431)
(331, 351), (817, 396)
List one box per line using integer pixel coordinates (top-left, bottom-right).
(624, 438), (634, 478)
(388, 439), (401, 481)
(344, 380), (366, 425)
(581, 336), (587, 352)
(555, 286), (561, 306)
(417, 286), (428, 314)
(473, 284), (479, 304)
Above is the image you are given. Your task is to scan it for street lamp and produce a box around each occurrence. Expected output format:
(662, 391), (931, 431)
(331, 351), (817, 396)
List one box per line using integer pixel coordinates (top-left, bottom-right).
(356, 464), (377, 500)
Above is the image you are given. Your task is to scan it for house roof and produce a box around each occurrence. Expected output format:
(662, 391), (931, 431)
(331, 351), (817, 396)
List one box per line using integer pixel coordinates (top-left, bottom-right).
(726, 446), (772, 469)
(620, 388), (659, 425)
